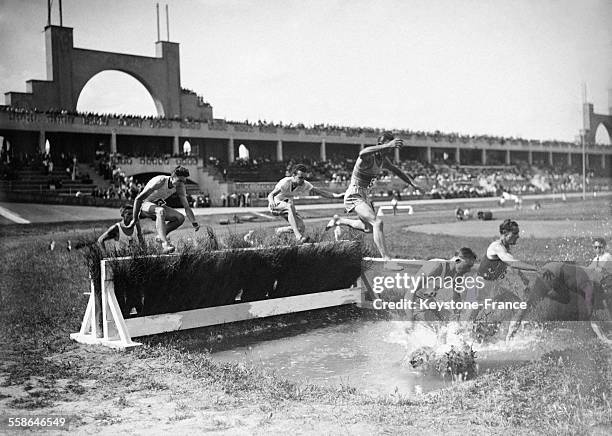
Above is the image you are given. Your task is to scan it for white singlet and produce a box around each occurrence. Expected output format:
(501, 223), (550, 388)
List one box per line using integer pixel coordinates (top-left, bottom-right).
(143, 175), (177, 204)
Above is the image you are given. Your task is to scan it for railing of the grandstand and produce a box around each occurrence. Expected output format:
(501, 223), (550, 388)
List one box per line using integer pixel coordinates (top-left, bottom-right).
(2, 108), (609, 152)
(111, 157), (200, 166)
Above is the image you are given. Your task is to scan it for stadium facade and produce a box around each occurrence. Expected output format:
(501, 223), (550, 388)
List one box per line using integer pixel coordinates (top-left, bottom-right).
(1, 24), (611, 196)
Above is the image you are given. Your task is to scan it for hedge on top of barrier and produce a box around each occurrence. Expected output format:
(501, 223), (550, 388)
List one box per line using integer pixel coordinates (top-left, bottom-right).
(83, 238), (366, 318)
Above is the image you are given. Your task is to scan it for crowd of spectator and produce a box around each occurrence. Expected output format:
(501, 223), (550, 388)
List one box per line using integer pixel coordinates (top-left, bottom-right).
(6, 105), (609, 150)
(219, 192), (253, 207)
(220, 117), (591, 149)
(2, 149), (610, 207)
(2, 101), (611, 206)
(385, 161), (608, 200)
(209, 153), (609, 203)
(0, 149), (93, 187)
(1, 105), (204, 128)
(92, 150), (215, 207)
(93, 151), (144, 201)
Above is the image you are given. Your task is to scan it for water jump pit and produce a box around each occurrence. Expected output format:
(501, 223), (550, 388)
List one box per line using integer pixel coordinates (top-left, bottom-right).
(70, 246), (611, 395)
(406, 219), (611, 239)
(212, 319), (600, 395)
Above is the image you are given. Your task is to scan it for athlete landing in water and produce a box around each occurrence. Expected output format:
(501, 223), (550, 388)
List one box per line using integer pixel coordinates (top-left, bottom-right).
(506, 262), (612, 341)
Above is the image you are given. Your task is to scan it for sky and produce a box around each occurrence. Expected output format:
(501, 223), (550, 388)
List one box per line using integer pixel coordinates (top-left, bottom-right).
(0, 0), (611, 142)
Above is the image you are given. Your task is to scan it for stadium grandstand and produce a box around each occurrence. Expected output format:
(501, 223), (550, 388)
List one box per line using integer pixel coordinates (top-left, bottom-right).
(1, 23), (611, 208)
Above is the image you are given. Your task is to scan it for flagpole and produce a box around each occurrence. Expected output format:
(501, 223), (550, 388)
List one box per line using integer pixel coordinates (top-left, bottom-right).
(581, 83), (588, 200)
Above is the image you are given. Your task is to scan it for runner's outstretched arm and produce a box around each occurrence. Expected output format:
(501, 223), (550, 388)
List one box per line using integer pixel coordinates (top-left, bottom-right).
(359, 139), (402, 157)
(311, 187), (344, 199)
(383, 157), (419, 189)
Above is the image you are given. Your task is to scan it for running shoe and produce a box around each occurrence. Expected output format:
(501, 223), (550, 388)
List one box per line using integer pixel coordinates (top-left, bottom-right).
(325, 214), (339, 231)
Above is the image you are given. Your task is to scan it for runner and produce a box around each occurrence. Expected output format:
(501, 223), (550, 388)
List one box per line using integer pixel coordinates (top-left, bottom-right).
(325, 132), (420, 260)
(506, 262), (612, 340)
(97, 203), (144, 251)
(473, 219), (539, 339)
(477, 219), (538, 281)
(127, 165), (199, 253)
(405, 247), (478, 323)
(268, 163), (342, 243)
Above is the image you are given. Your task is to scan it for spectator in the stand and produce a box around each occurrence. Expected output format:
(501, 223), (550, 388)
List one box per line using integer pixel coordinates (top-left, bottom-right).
(268, 163), (342, 243)
(127, 166), (199, 254)
(325, 132), (421, 262)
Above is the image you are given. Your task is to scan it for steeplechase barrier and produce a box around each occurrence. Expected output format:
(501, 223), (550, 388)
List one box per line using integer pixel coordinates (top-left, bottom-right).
(70, 253), (609, 349)
(70, 254), (433, 349)
(71, 258), (366, 349)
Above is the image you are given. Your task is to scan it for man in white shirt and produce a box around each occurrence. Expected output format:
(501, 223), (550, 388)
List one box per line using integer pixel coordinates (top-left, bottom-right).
(127, 166), (199, 254)
(98, 203), (144, 251)
(588, 237), (612, 274)
(268, 164), (341, 243)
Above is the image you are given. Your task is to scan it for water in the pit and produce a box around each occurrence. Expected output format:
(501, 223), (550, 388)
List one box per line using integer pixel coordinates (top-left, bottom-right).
(212, 320), (596, 395)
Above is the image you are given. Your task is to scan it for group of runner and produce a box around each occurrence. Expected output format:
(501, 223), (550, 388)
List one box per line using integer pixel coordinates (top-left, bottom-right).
(100, 131), (418, 258)
(98, 165), (198, 254)
(405, 219), (612, 340)
(97, 132), (612, 340)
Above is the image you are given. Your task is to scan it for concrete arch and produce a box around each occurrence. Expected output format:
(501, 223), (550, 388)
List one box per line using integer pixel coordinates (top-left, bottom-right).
(5, 26), (180, 117)
(584, 103), (612, 147)
(69, 54), (176, 117)
(595, 122), (611, 145)
(76, 69), (162, 116)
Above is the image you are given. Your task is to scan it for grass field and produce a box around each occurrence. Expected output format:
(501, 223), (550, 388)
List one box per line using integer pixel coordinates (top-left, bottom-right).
(1, 197), (611, 434)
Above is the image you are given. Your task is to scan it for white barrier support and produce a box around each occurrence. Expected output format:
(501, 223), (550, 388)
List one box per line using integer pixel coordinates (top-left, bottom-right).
(71, 258), (364, 350)
(590, 322), (612, 345)
(377, 205), (414, 216)
(72, 277), (98, 340)
(70, 260), (141, 349)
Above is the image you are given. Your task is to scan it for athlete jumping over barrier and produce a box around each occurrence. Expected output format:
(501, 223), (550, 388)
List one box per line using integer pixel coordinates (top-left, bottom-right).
(127, 165), (199, 253)
(325, 132), (421, 261)
(268, 164), (342, 243)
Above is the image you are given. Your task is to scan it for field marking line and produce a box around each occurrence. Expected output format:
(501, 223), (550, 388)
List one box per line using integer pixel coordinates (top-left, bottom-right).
(0, 205), (30, 224)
